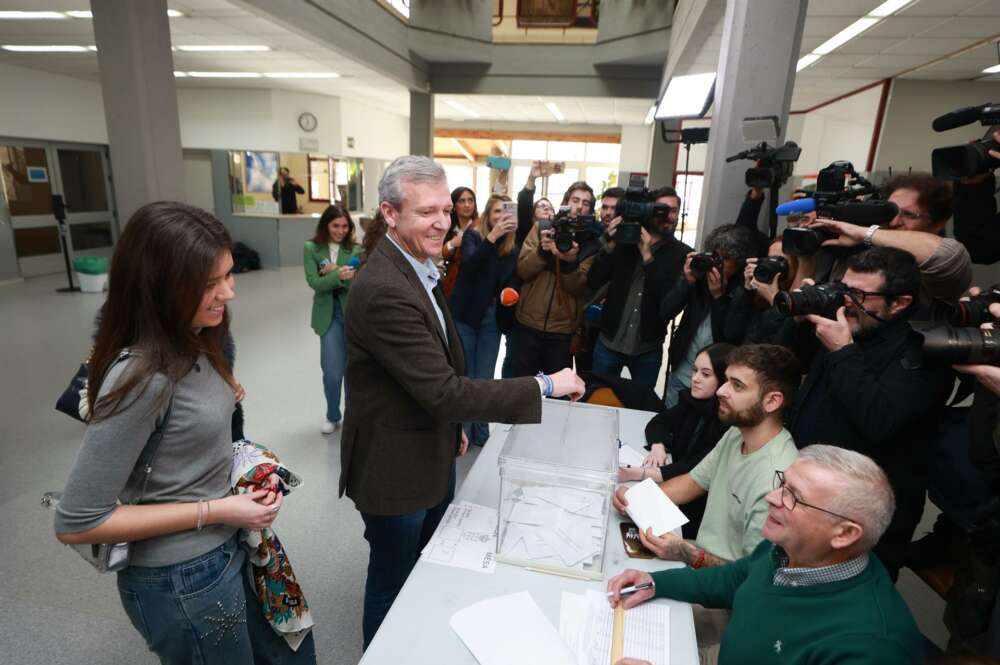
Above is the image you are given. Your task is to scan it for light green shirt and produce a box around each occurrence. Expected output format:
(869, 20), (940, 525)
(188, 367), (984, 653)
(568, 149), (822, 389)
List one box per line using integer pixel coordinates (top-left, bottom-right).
(689, 426), (798, 562)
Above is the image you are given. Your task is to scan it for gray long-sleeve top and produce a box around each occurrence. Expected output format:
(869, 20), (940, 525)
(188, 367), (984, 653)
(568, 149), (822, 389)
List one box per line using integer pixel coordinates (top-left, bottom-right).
(54, 354), (237, 567)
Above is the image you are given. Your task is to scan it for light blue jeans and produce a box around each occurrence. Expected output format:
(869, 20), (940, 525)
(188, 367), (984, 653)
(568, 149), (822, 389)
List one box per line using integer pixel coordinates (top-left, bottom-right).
(455, 303), (501, 445)
(116, 535), (316, 664)
(320, 300), (346, 423)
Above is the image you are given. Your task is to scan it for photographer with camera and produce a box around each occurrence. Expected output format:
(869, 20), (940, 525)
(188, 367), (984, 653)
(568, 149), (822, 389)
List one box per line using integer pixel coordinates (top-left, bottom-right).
(508, 181), (601, 378)
(516, 161), (556, 246)
(585, 187), (691, 388)
(801, 173), (971, 304)
(722, 238), (801, 346)
(659, 224), (758, 408)
(648, 186), (682, 236)
(953, 128), (1000, 265)
(599, 186), (625, 225)
(784, 247), (953, 580)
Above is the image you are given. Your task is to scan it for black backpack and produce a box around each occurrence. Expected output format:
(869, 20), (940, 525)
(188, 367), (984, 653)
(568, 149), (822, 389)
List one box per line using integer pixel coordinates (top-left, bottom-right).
(232, 242), (261, 273)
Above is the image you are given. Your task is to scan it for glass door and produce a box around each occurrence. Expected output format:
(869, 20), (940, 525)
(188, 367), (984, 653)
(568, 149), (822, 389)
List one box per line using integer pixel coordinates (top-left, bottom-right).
(0, 142), (58, 278)
(53, 145), (117, 262)
(0, 139), (116, 280)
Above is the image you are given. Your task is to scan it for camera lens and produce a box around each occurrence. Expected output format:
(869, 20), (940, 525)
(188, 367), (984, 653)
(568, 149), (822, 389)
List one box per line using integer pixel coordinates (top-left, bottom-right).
(914, 323), (1000, 365)
(773, 282), (847, 319)
(753, 257), (789, 284)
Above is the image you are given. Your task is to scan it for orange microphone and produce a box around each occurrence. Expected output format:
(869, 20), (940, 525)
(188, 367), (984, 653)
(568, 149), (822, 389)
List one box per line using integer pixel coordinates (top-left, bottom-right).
(500, 287), (520, 307)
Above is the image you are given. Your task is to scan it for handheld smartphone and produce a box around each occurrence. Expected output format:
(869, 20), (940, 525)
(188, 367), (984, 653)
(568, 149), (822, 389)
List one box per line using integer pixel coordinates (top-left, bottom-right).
(551, 161), (566, 174)
(319, 258), (331, 268)
(501, 200), (518, 218)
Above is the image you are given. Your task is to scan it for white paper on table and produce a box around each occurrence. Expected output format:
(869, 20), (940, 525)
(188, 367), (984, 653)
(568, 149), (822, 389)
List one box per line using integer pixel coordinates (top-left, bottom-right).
(624, 478), (689, 537)
(562, 590), (671, 665)
(618, 444), (647, 468)
(450, 591), (577, 665)
(420, 501), (498, 574)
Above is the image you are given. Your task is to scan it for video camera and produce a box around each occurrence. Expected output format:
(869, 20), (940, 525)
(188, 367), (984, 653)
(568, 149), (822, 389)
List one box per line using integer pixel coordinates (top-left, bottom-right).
(545, 206), (603, 253)
(726, 141), (801, 189)
(773, 281), (849, 320)
(931, 103), (1000, 180)
(780, 161), (899, 256)
(613, 187), (672, 244)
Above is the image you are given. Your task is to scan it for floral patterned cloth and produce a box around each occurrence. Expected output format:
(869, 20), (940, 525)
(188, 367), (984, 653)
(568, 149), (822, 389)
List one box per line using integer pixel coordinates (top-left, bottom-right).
(230, 439), (314, 651)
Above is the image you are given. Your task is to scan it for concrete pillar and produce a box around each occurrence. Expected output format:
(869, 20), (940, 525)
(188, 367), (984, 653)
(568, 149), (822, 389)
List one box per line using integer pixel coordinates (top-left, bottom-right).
(91, 0), (185, 223)
(697, 0), (807, 245)
(410, 91), (434, 157)
(648, 120), (680, 189)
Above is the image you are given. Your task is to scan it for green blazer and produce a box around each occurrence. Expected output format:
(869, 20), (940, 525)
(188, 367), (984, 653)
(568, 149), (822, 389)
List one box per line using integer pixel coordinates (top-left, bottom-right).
(304, 240), (362, 336)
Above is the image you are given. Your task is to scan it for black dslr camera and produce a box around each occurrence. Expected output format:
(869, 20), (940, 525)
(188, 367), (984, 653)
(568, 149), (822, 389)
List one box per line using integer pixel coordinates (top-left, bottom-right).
(781, 161), (899, 256)
(931, 103), (1000, 181)
(753, 256), (789, 284)
(613, 187), (672, 244)
(945, 285), (1000, 327)
(689, 252), (723, 279)
(547, 207), (603, 253)
(773, 281), (849, 320)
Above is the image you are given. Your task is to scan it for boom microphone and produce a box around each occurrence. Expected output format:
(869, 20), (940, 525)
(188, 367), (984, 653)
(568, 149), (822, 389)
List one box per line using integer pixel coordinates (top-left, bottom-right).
(932, 104), (990, 132)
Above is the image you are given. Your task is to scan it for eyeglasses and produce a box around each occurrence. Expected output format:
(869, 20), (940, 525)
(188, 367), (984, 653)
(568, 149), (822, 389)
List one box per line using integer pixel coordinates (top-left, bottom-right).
(897, 209), (929, 221)
(772, 470), (857, 523)
(844, 286), (889, 305)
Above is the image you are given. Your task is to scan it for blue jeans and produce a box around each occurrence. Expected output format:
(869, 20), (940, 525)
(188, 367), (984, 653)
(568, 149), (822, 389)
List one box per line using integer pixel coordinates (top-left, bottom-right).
(360, 465), (456, 649)
(320, 300), (346, 423)
(455, 304), (501, 445)
(591, 339), (663, 389)
(116, 535), (316, 665)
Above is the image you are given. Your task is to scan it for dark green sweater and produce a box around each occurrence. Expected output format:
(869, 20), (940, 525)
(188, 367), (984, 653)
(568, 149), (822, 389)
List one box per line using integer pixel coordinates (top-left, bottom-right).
(651, 541), (921, 665)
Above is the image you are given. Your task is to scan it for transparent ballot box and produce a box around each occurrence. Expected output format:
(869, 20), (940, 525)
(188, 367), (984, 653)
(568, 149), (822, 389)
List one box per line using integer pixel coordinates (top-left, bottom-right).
(496, 400), (620, 579)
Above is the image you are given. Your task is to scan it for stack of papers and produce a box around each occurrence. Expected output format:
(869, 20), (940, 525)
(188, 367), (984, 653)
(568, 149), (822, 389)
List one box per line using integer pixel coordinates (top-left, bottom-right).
(624, 478), (689, 537)
(451, 591), (576, 665)
(498, 485), (607, 571)
(618, 444), (647, 468)
(560, 589), (671, 665)
(421, 501), (498, 574)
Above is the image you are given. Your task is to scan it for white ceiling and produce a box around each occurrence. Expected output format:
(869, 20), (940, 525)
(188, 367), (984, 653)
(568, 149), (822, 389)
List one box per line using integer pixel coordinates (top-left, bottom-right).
(688, 0), (1000, 110)
(0, 0), (998, 128)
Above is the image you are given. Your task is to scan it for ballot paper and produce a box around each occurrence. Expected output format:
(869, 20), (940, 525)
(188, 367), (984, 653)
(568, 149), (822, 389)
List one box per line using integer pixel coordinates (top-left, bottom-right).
(421, 501), (498, 574)
(559, 589), (670, 665)
(624, 478), (689, 537)
(451, 591), (577, 665)
(618, 444), (647, 468)
(498, 485), (608, 570)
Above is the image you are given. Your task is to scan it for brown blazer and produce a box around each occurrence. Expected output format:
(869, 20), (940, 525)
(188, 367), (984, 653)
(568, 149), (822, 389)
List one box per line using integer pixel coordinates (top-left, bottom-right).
(341, 238), (542, 515)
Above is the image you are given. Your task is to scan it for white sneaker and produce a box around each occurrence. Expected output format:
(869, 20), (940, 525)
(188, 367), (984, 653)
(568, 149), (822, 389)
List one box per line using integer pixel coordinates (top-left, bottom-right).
(321, 421), (336, 435)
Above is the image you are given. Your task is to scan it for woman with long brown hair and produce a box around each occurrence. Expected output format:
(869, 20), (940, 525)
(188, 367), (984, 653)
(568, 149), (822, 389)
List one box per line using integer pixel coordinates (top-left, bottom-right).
(54, 202), (315, 664)
(449, 193), (518, 446)
(439, 186), (479, 300)
(304, 204), (362, 434)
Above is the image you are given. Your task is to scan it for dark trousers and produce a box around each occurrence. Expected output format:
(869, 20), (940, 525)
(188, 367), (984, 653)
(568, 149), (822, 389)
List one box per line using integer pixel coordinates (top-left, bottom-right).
(359, 465), (457, 649)
(507, 323), (572, 377)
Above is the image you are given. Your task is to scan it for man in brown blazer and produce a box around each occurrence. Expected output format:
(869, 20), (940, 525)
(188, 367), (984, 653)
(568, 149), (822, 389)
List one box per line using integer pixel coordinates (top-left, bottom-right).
(342, 155), (585, 648)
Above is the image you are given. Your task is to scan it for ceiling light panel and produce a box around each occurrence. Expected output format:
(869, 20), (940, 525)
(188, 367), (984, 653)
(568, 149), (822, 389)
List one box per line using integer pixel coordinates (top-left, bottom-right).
(175, 45), (271, 52)
(187, 71), (262, 78)
(544, 102), (565, 122)
(1, 45), (88, 52)
(263, 72), (340, 79)
(0, 11), (66, 19)
(812, 17), (879, 55)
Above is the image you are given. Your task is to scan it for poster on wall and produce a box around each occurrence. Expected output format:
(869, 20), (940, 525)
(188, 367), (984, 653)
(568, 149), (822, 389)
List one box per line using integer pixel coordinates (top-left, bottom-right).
(244, 151), (278, 193)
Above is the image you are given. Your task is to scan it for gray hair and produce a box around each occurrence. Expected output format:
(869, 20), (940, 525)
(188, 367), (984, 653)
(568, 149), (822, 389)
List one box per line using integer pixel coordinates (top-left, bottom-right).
(797, 445), (895, 550)
(704, 223), (757, 262)
(378, 155), (447, 210)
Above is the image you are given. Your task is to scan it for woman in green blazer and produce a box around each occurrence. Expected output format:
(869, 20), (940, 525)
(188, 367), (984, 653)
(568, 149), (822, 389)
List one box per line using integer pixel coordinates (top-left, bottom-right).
(304, 204), (362, 434)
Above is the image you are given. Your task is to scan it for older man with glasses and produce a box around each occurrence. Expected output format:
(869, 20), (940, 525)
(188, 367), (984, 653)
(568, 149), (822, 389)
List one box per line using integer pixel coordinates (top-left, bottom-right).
(608, 445), (922, 665)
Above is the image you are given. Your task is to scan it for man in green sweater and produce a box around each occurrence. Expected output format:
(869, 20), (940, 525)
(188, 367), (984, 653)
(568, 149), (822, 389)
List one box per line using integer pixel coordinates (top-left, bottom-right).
(608, 445), (922, 665)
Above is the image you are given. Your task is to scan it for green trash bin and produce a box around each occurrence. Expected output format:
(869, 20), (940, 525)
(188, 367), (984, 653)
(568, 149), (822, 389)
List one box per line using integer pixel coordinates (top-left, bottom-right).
(73, 256), (110, 292)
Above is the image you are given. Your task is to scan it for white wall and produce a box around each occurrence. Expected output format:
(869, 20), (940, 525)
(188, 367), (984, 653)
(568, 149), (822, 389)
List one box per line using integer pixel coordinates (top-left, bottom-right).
(340, 98), (410, 160)
(875, 78), (998, 174)
(791, 84), (882, 178)
(182, 150), (215, 213)
(0, 63), (107, 144)
(619, 124), (653, 173)
(0, 63), (408, 159)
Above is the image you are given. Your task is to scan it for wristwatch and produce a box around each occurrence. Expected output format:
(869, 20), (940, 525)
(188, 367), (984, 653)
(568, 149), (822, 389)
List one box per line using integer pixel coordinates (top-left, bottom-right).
(863, 224), (880, 247)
